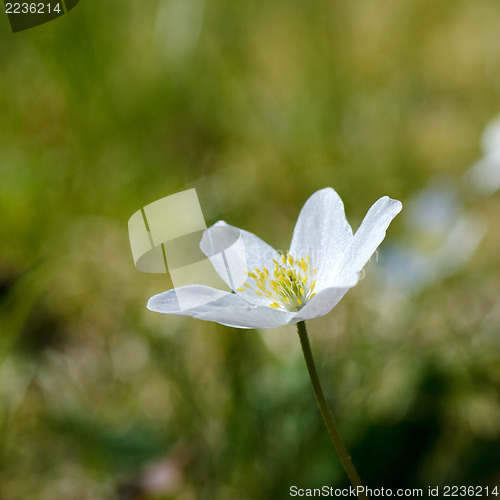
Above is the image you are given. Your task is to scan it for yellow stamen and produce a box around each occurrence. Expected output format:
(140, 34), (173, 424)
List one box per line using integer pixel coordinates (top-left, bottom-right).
(240, 253), (317, 312)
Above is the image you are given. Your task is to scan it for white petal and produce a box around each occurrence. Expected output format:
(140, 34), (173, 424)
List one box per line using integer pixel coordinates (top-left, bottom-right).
(481, 116), (500, 154)
(198, 297), (295, 329)
(148, 285), (230, 314)
(467, 156), (500, 196)
(200, 221), (281, 307)
(289, 188), (353, 292)
(291, 282), (357, 322)
(148, 285), (293, 329)
(334, 196), (402, 281)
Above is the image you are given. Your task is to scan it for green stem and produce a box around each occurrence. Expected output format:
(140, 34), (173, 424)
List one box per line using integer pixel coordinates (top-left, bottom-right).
(296, 320), (368, 500)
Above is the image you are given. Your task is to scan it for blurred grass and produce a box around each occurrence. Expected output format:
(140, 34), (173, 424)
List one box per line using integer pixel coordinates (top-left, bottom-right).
(1, 0), (500, 498)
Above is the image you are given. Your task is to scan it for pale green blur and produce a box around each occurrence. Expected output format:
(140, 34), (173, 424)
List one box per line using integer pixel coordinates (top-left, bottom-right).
(1, 1), (499, 498)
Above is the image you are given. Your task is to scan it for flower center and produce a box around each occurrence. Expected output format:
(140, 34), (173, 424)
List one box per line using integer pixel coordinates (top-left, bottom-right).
(238, 253), (317, 312)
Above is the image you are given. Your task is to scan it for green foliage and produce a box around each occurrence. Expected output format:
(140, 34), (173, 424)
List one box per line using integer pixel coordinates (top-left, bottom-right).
(1, 0), (500, 498)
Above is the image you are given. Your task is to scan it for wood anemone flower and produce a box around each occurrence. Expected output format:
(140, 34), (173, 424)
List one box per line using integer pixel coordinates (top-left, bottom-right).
(147, 188), (402, 329)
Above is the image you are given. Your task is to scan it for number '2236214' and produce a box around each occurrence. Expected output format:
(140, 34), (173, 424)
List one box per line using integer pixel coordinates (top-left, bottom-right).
(443, 485), (498, 497)
(5, 3), (62, 14)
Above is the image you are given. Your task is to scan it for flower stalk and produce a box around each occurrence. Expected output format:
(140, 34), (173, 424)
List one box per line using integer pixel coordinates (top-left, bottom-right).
(296, 321), (368, 500)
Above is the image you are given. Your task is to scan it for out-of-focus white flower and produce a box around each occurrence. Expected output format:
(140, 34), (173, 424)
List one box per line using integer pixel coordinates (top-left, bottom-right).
(467, 117), (500, 195)
(147, 188), (402, 329)
(381, 214), (485, 294)
(379, 182), (485, 295)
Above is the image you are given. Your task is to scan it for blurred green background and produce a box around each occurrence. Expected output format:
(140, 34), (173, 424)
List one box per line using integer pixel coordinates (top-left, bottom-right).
(1, 0), (500, 498)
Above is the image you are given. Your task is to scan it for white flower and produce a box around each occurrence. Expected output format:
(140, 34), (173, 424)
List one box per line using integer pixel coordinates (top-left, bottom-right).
(379, 181), (485, 296)
(467, 117), (500, 195)
(147, 188), (402, 329)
